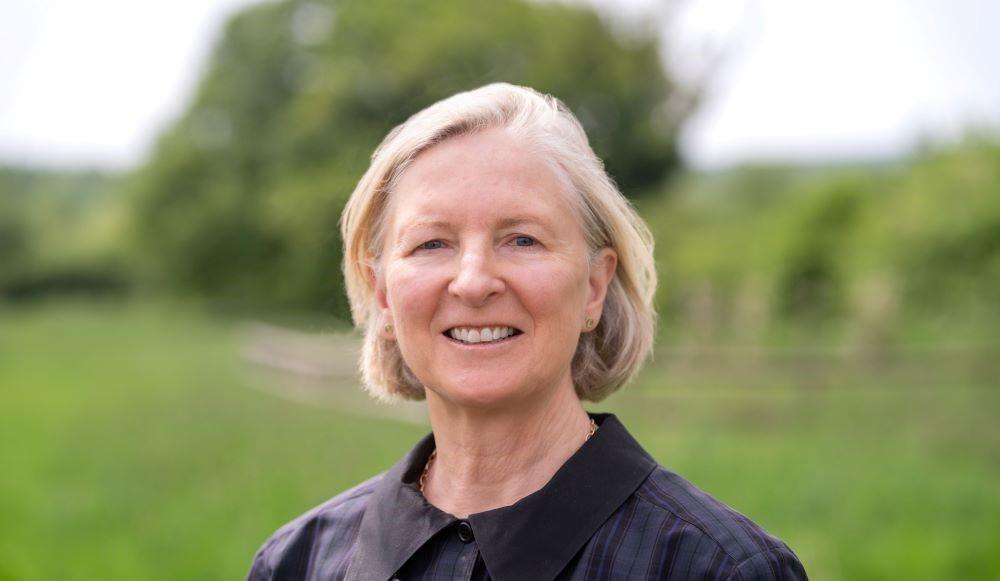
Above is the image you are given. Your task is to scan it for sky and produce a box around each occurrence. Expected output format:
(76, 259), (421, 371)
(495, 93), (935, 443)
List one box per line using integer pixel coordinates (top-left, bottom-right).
(1, 0), (998, 170)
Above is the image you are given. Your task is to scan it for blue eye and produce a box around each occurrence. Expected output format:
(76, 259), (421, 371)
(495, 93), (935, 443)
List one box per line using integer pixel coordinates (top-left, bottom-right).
(513, 236), (535, 247)
(418, 240), (444, 250)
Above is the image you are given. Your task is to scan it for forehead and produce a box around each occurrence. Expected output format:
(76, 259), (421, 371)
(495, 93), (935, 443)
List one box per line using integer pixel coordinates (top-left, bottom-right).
(386, 129), (581, 234)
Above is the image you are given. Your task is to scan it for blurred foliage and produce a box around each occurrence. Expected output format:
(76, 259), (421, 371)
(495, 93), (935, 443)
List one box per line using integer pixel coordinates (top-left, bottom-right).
(646, 138), (1000, 349)
(126, 0), (683, 315)
(0, 166), (128, 300)
(6, 134), (1000, 351)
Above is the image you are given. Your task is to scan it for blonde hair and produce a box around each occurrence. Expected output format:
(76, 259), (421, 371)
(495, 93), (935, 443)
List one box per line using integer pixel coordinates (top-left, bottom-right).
(340, 83), (656, 402)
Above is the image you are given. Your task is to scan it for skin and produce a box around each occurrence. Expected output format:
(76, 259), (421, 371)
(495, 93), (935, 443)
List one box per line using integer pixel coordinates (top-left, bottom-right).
(374, 127), (617, 518)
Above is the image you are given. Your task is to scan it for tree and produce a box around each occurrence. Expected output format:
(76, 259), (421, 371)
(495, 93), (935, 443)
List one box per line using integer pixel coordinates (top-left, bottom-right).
(128, 0), (690, 314)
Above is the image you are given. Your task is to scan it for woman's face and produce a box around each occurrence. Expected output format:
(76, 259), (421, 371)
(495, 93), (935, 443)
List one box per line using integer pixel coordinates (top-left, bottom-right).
(375, 128), (616, 410)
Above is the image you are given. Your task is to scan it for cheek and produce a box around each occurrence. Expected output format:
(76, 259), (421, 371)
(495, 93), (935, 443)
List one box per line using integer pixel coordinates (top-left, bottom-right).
(515, 261), (589, 319)
(386, 264), (442, 325)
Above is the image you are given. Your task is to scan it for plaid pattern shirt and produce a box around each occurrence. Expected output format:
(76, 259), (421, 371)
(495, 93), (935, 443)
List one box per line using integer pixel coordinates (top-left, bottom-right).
(248, 414), (807, 581)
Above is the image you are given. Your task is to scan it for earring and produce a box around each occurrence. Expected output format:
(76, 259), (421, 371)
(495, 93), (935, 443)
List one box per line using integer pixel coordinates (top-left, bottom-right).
(385, 323), (393, 335)
(585, 317), (594, 329)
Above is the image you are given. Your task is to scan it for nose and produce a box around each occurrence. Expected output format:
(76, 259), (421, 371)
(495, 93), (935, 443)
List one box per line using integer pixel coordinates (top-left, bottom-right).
(448, 247), (506, 306)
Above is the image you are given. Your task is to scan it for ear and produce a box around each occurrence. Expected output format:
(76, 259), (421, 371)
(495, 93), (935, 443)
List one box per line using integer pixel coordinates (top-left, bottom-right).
(369, 262), (395, 340)
(369, 263), (388, 310)
(585, 247), (617, 325)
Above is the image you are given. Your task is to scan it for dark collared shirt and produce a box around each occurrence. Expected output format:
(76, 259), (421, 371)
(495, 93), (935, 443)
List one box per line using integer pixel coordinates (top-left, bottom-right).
(248, 414), (807, 580)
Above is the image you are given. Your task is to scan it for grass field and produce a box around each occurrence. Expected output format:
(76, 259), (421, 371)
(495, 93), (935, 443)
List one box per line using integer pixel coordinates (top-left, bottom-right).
(1, 301), (998, 580)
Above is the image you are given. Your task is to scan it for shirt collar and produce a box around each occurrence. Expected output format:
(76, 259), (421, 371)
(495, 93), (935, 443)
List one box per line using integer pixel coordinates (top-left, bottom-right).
(345, 413), (658, 581)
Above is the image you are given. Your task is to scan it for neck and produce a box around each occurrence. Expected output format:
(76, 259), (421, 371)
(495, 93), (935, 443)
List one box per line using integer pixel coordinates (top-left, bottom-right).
(421, 379), (593, 518)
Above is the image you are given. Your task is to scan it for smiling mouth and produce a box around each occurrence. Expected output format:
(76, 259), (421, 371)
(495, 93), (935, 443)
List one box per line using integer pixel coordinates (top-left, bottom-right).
(443, 326), (524, 345)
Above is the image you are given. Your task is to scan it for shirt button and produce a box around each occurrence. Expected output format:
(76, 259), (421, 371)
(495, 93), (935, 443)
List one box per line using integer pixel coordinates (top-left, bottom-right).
(456, 520), (474, 543)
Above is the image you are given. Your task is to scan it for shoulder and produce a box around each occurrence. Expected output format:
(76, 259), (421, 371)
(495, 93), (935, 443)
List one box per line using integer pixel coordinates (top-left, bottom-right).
(247, 473), (384, 581)
(630, 466), (808, 580)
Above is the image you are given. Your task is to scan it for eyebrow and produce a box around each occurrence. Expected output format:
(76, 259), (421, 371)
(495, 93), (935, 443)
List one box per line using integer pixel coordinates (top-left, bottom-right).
(397, 216), (550, 239)
(396, 220), (450, 241)
(496, 216), (548, 230)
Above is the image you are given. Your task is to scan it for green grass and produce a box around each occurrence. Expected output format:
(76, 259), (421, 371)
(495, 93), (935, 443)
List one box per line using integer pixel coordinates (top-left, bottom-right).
(1, 301), (997, 580)
(0, 301), (426, 580)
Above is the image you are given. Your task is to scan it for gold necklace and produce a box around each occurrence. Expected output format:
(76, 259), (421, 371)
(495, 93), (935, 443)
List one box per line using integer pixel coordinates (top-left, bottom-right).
(419, 417), (598, 495)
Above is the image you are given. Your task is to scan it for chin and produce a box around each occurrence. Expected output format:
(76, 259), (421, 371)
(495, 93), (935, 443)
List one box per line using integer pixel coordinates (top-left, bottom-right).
(429, 377), (532, 410)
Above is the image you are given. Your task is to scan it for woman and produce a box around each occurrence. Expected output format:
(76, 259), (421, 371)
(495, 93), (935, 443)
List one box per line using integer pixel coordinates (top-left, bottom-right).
(248, 84), (807, 580)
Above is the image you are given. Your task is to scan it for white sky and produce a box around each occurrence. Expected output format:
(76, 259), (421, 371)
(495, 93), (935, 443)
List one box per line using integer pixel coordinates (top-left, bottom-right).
(1, 0), (998, 170)
(678, 0), (1000, 167)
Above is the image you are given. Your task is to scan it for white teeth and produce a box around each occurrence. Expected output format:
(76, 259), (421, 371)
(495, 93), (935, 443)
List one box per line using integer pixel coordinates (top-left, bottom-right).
(448, 326), (516, 344)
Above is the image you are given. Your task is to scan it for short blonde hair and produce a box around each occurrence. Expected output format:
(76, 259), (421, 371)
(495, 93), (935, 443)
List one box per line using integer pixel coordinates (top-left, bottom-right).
(340, 83), (656, 402)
